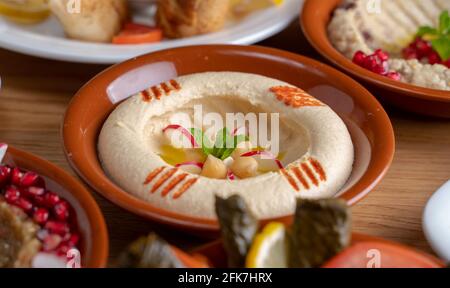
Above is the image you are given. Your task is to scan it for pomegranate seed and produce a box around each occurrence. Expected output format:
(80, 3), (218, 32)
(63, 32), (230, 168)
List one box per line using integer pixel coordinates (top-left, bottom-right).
(4, 186), (21, 204)
(45, 221), (69, 236)
(33, 195), (46, 206)
(53, 201), (70, 221)
(427, 51), (442, 65)
(352, 50), (367, 65)
(42, 234), (62, 252)
(21, 186), (45, 198)
(374, 49), (389, 62)
(15, 197), (33, 212)
(43, 192), (60, 207)
(20, 172), (39, 187)
(0, 165), (11, 188)
(57, 244), (71, 256)
(443, 59), (450, 68)
(11, 168), (23, 186)
(402, 47), (418, 60)
(33, 208), (50, 224)
(67, 233), (80, 247)
(386, 72), (401, 81)
(414, 38), (432, 58)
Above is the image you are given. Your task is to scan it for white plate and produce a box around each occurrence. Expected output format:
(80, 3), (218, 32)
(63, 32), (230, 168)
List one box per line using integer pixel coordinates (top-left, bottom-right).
(0, 0), (303, 64)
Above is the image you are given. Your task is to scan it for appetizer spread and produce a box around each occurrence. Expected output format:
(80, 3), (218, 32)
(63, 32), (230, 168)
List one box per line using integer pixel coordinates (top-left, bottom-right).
(0, 145), (81, 268)
(0, 0), (284, 44)
(328, 0), (450, 91)
(98, 72), (354, 219)
(116, 196), (444, 268)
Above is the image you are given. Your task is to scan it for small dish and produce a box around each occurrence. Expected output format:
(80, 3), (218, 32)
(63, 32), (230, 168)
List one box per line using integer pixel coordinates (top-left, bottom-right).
(63, 44), (394, 233)
(193, 233), (445, 268)
(2, 145), (108, 268)
(0, 0), (303, 64)
(301, 0), (450, 118)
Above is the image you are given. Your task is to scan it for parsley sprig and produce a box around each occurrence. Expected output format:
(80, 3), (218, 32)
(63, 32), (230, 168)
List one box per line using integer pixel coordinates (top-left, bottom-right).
(417, 11), (450, 61)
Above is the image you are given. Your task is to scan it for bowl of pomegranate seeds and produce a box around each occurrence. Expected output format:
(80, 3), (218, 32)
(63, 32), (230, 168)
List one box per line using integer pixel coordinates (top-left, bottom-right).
(0, 144), (108, 268)
(302, 0), (450, 118)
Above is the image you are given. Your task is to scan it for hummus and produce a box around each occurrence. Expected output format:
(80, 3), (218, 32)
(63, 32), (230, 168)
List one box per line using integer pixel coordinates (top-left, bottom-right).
(328, 0), (450, 91)
(98, 72), (354, 219)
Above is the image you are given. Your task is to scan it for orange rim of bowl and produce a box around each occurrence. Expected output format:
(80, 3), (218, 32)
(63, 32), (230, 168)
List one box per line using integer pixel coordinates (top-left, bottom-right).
(6, 146), (109, 268)
(301, 0), (450, 103)
(63, 44), (395, 231)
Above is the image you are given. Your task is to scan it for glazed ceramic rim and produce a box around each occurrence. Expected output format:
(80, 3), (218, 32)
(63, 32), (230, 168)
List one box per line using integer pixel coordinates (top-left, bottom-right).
(6, 145), (109, 268)
(301, 0), (450, 103)
(63, 44), (395, 231)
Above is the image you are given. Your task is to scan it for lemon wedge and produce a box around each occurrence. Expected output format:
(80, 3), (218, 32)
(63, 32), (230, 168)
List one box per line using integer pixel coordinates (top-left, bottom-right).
(0, 0), (50, 24)
(246, 222), (289, 268)
(231, 0), (284, 17)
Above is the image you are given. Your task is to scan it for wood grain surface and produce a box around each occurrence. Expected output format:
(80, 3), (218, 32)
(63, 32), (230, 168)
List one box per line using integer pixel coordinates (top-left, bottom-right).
(0, 22), (449, 263)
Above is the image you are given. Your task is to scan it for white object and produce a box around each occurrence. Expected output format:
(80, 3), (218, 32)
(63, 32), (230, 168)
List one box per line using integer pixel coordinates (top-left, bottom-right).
(0, 0), (303, 64)
(423, 180), (450, 262)
(32, 253), (67, 268)
(0, 143), (7, 163)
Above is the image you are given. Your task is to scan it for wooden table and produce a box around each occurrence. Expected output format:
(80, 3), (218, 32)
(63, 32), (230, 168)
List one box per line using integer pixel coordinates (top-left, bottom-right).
(1, 22), (449, 263)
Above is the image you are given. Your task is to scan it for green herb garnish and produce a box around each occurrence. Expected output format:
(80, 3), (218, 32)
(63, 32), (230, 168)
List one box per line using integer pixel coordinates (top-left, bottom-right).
(190, 127), (249, 160)
(417, 11), (450, 61)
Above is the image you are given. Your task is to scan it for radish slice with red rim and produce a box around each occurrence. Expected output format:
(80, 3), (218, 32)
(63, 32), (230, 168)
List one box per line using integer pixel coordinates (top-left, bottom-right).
(175, 161), (204, 175)
(241, 151), (284, 170)
(163, 125), (199, 149)
(0, 143), (8, 163)
(227, 171), (236, 180)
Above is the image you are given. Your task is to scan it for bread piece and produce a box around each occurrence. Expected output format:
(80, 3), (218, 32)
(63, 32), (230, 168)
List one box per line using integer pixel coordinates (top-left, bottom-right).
(156, 0), (230, 38)
(49, 0), (128, 43)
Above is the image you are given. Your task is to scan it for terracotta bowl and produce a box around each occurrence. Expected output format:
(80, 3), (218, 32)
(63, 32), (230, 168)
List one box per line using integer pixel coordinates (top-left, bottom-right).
(62, 45), (394, 234)
(301, 0), (450, 118)
(193, 233), (445, 268)
(2, 145), (108, 268)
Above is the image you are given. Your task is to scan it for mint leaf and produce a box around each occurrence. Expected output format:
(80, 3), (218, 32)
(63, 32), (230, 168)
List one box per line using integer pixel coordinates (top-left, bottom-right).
(439, 11), (450, 34)
(417, 26), (438, 37)
(431, 36), (450, 61)
(190, 128), (213, 156)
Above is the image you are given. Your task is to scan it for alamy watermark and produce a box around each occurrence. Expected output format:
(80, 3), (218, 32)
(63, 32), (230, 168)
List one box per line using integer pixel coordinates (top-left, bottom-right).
(168, 105), (281, 158)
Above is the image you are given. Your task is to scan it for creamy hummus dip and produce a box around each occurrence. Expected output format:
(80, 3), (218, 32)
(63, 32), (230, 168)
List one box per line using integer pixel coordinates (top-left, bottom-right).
(328, 0), (450, 91)
(98, 72), (354, 219)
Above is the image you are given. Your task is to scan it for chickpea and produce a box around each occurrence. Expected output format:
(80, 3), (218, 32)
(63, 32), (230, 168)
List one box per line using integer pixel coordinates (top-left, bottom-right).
(184, 148), (207, 163)
(231, 141), (253, 159)
(230, 157), (258, 179)
(201, 155), (228, 179)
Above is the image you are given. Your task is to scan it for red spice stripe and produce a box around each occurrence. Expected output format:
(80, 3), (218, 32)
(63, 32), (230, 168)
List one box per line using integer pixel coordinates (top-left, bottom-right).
(173, 178), (198, 199)
(160, 82), (172, 94)
(301, 163), (319, 187)
(309, 158), (326, 181)
(143, 167), (166, 185)
(140, 89), (152, 102)
(160, 173), (189, 197)
(281, 169), (299, 191)
(291, 166), (309, 190)
(151, 86), (163, 99)
(151, 168), (178, 193)
(169, 79), (181, 90)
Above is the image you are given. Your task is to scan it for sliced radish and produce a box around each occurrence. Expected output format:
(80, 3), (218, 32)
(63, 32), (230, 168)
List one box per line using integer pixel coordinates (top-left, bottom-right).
(163, 125), (199, 149)
(231, 126), (248, 136)
(241, 151), (283, 171)
(0, 143), (7, 163)
(175, 161), (204, 175)
(227, 170), (236, 180)
(32, 253), (67, 268)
